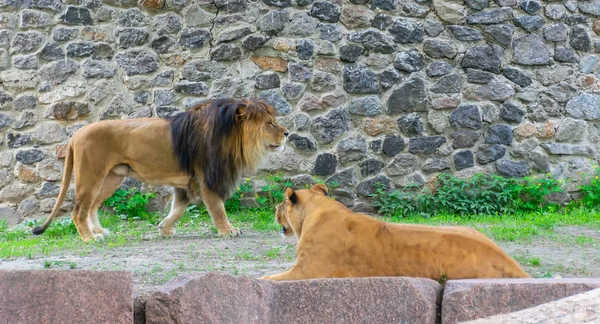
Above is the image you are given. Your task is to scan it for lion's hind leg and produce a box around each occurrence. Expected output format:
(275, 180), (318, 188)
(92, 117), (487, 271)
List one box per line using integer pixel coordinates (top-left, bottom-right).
(71, 157), (113, 242)
(157, 188), (190, 238)
(89, 170), (125, 238)
(71, 192), (101, 243)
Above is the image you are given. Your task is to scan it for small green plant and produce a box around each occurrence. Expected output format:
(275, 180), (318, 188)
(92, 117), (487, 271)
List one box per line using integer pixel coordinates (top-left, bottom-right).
(529, 257), (541, 266)
(103, 188), (157, 224)
(69, 262), (77, 269)
(371, 183), (420, 216)
(0, 219), (7, 232)
(151, 263), (163, 275)
(258, 173), (293, 207)
(265, 247), (281, 259)
(438, 274), (448, 285)
(283, 246), (296, 262)
(226, 178), (254, 211)
(230, 173), (293, 209)
(516, 256), (541, 267)
(579, 166), (600, 208)
(541, 272), (554, 278)
(173, 260), (185, 270)
(43, 260), (52, 268)
(236, 250), (257, 261)
(215, 173), (336, 212)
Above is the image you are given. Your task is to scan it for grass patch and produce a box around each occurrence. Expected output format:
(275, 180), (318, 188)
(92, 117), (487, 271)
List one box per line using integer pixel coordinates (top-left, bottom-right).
(236, 250), (259, 261)
(562, 235), (600, 247)
(381, 206), (600, 243)
(0, 213), (156, 259)
(0, 201), (281, 260)
(515, 256), (542, 267)
(2, 194), (600, 260)
(574, 236), (597, 246)
(177, 204), (280, 233)
(266, 247), (281, 259)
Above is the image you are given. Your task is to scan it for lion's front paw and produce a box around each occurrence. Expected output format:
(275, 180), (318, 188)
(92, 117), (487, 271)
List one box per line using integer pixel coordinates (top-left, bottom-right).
(259, 275), (272, 280)
(159, 226), (176, 238)
(218, 227), (243, 237)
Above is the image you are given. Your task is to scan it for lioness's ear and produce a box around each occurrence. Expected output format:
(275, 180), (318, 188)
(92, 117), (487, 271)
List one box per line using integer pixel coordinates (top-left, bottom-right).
(311, 184), (328, 196)
(285, 187), (298, 204)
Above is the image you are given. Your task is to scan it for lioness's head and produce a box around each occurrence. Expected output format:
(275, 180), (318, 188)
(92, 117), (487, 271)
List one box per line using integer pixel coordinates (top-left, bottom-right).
(236, 99), (288, 153)
(275, 184), (329, 238)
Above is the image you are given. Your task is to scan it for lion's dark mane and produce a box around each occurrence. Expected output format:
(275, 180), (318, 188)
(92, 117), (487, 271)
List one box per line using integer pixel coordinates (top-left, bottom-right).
(168, 99), (258, 200)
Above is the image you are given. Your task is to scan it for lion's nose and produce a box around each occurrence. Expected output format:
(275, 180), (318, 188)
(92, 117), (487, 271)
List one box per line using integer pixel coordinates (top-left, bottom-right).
(284, 132), (289, 137)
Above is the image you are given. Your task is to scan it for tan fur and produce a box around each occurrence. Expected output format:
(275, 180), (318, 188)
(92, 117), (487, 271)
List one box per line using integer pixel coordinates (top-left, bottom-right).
(33, 99), (288, 242)
(261, 184), (531, 281)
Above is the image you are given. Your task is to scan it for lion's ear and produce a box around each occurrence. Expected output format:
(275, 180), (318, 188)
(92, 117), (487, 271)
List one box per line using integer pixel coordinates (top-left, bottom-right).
(311, 184), (328, 196)
(285, 187), (298, 204)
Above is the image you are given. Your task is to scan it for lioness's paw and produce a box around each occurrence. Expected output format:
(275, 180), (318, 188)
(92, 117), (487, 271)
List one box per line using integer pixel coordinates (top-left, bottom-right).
(159, 227), (176, 238)
(93, 233), (105, 241)
(259, 275), (272, 280)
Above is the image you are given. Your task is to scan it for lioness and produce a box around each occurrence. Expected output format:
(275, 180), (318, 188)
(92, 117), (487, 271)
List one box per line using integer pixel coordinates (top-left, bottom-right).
(32, 98), (289, 242)
(261, 184), (530, 281)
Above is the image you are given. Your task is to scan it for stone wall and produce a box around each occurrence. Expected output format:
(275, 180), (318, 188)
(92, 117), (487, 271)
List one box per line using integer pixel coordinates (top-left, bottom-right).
(1, 0), (600, 223)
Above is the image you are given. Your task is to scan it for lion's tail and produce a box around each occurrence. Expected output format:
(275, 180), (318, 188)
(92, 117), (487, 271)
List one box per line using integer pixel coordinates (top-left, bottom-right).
(32, 141), (74, 235)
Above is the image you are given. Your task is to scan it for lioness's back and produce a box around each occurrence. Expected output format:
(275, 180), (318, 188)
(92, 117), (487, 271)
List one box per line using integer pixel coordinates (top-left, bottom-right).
(330, 209), (529, 279)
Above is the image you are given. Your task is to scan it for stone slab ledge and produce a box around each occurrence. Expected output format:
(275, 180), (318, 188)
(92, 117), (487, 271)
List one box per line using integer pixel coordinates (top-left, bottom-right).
(0, 269), (133, 324)
(442, 278), (600, 324)
(142, 272), (442, 324)
(463, 287), (600, 323)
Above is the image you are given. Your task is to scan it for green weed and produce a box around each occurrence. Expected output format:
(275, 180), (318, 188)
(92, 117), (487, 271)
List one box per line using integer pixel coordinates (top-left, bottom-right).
(224, 172), (333, 210)
(265, 247), (281, 259)
(236, 250), (258, 261)
(515, 256), (541, 267)
(579, 166), (600, 208)
(541, 272), (554, 278)
(256, 173), (292, 207)
(103, 188), (157, 224)
(371, 172), (565, 217)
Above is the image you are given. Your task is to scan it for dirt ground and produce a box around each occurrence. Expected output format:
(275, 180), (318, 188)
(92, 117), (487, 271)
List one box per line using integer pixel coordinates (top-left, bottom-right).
(0, 226), (598, 294)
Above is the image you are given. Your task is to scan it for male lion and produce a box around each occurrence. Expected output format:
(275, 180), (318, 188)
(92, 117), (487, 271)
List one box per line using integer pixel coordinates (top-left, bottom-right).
(261, 184), (530, 281)
(32, 98), (289, 242)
